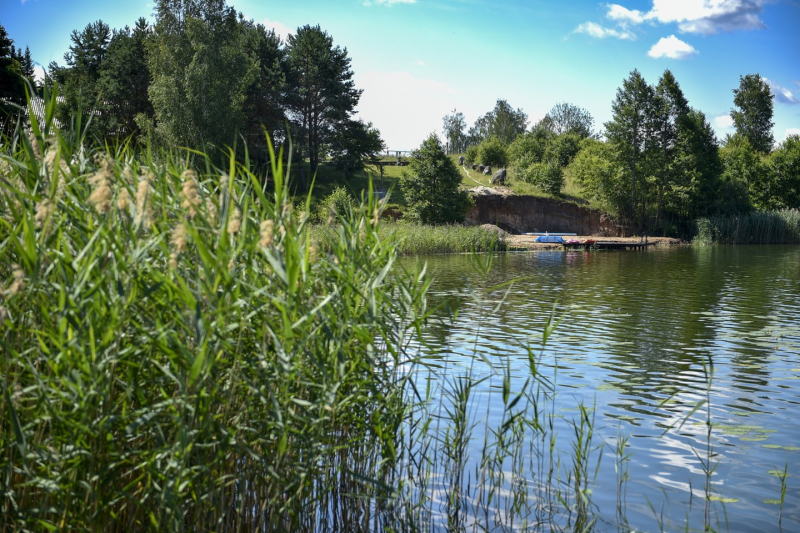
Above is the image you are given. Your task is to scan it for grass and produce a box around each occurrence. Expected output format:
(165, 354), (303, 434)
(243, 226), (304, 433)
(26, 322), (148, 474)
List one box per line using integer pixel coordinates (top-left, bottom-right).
(693, 209), (800, 244)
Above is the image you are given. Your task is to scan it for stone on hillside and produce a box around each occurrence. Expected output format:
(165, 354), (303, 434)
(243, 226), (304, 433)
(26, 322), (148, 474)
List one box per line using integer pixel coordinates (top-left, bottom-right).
(492, 168), (506, 185)
(483, 165), (492, 175)
(458, 156), (466, 165)
(478, 164), (485, 173)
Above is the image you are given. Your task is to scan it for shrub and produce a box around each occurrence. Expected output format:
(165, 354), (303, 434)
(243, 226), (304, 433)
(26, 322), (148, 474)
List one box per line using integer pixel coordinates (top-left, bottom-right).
(465, 145), (479, 165)
(316, 185), (355, 222)
(520, 161), (564, 195)
(476, 136), (509, 168)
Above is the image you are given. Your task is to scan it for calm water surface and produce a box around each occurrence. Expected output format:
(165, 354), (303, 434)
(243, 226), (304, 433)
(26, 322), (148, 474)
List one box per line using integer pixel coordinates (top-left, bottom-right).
(407, 245), (800, 532)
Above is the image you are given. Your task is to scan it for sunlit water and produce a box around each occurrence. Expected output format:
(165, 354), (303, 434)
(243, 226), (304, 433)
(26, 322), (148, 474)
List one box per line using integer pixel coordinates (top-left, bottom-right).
(404, 245), (800, 532)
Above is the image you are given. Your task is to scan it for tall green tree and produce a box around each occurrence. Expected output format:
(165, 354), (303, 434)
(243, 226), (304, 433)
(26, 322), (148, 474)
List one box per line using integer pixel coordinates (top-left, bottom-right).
(97, 18), (153, 140)
(285, 24), (361, 177)
(147, 0), (257, 154)
(0, 23), (25, 133)
(241, 22), (287, 163)
(674, 109), (726, 217)
(731, 73), (774, 154)
(605, 69), (655, 224)
(401, 133), (471, 224)
(544, 102), (594, 139)
(20, 46), (34, 80)
(651, 70), (689, 226)
(768, 135), (800, 209)
(328, 119), (384, 179)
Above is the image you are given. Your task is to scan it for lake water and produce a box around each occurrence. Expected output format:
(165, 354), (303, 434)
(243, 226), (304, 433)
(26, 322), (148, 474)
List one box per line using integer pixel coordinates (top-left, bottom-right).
(406, 245), (800, 532)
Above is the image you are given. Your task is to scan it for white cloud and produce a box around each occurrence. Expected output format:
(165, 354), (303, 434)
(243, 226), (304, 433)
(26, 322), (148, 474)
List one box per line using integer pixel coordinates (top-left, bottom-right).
(781, 128), (800, 142)
(413, 60), (426, 66)
(713, 114), (734, 129)
(355, 71), (456, 150)
(647, 35), (698, 59)
(606, 4), (646, 24)
(605, 0), (768, 35)
(573, 22), (636, 40)
(261, 19), (293, 42)
(764, 78), (799, 105)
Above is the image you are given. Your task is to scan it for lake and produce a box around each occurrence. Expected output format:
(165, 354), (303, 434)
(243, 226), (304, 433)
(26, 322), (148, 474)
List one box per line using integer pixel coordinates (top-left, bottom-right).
(403, 245), (800, 532)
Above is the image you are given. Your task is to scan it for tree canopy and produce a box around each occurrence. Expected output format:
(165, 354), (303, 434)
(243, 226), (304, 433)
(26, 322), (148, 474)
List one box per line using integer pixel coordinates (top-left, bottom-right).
(731, 73), (774, 153)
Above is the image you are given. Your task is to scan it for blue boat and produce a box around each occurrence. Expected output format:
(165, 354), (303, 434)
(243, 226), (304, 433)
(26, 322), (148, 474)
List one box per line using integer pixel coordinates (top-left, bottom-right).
(536, 235), (564, 243)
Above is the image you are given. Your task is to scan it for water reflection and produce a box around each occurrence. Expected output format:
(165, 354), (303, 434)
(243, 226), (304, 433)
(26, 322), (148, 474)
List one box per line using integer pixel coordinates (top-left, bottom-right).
(406, 245), (800, 532)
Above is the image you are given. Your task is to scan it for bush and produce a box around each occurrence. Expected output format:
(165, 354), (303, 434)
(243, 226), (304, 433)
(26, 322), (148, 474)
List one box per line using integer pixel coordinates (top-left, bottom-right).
(316, 186), (355, 222)
(518, 161), (564, 195)
(476, 136), (509, 168)
(465, 145), (479, 165)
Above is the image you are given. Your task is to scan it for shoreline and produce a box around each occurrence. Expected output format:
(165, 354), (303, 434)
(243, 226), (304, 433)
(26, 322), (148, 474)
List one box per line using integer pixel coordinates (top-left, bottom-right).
(504, 234), (685, 250)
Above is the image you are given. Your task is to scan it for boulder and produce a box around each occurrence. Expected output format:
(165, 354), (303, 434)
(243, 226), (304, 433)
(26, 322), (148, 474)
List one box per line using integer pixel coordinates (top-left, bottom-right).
(483, 165), (492, 175)
(458, 156), (466, 165)
(492, 168), (506, 185)
(478, 164), (485, 173)
(471, 164), (478, 170)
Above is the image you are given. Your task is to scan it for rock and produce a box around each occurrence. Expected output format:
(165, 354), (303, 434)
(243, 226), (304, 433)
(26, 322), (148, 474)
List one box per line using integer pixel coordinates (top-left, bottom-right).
(478, 164), (485, 173)
(479, 223), (510, 238)
(471, 164), (478, 170)
(491, 168), (506, 185)
(458, 156), (466, 165)
(483, 165), (492, 175)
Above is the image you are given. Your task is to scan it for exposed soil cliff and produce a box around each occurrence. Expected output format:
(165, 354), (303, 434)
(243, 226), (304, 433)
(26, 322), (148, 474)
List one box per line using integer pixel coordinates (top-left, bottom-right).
(466, 187), (627, 236)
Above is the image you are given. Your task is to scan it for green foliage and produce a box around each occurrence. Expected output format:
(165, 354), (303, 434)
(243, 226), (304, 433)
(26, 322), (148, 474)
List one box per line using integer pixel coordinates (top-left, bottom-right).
(312, 221), (506, 254)
(476, 136), (509, 168)
(543, 102), (594, 138)
(315, 185), (355, 222)
(508, 128), (550, 164)
(0, 123), (422, 531)
(694, 210), (800, 244)
(517, 160), (564, 195)
(402, 134), (472, 224)
(465, 144), (479, 165)
(731, 73), (774, 154)
(468, 99), (527, 145)
(0, 23), (26, 132)
(566, 138), (627, 215)
(328, 119), (384, 178)
(768, 135), (800, 209)
(286, 25), (361, 174)
(544, 132), (582, 168)
(147, 1), (257, 157)
(442, 108), (467, 154)
(720, 135), (770, 210)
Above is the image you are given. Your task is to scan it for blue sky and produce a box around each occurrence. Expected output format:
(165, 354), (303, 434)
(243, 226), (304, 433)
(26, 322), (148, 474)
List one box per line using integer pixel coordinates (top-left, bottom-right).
(3, 0), (799, 150)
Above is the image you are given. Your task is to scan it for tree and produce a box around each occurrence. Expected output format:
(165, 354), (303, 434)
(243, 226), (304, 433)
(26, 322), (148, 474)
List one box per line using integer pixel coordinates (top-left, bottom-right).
(147, 0), (257, 155)
(544, 102), (594, 139)
(731, 73), (774, 154)
(241, 22), (287, 163)
(57, 20), (111, 133)
(720, 135), (767, 210)
(768, 135), (800, 209)
(566, 138), (627, 215)
(468, 99), (528, 146)
(328, 119), (384, 179)
(401, 134), (471, 224)
(21, 46), (35, 80)
(97, 19), (153, 140)
(674, 109), (725, 217)
(651, 70), (689, 226)
(286, 25), (361, 178)
(605, 69), (655, 224)
(0, 22), (26, 122)
(442, 109), (466, 154)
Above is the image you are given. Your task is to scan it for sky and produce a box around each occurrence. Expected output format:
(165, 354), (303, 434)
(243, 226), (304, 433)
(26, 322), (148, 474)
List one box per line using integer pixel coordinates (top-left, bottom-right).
(3, 0), (800, 150)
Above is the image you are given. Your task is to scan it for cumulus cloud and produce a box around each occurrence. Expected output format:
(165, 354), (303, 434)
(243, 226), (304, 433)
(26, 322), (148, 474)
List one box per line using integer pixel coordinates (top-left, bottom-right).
(647, 35), (698, 59)
(33, 66), (45, 85)
(355, 71), (456, 150)
(713, 114), (734, 129)
(573, 21), (636, 40)
(261, 19), (293, 42)
(606, 4), (646, 24)
(781, 128), (800, 142)
(765, 78), (799, 105)
(605, 0), (768, 35)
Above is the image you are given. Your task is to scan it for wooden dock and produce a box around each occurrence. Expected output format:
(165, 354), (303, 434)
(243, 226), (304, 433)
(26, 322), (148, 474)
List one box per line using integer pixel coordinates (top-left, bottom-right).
(562, 241), (658, 251)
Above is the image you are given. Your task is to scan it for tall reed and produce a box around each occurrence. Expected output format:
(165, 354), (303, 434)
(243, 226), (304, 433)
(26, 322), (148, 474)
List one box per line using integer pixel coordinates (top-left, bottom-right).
(694, 209), (800, 245)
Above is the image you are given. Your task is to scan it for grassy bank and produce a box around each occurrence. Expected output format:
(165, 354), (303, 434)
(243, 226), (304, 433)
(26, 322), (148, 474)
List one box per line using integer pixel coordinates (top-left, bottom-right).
(694, 209), (800, 244)
(311, 220), (507, 255)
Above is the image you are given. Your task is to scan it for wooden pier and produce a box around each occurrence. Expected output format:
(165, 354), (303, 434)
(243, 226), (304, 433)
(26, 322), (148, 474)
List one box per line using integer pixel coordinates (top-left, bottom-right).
(562, 240), (658, 251)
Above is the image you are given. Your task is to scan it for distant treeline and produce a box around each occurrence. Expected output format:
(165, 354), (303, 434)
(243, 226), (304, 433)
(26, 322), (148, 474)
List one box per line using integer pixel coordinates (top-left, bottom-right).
(444, 71), (799, 234)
